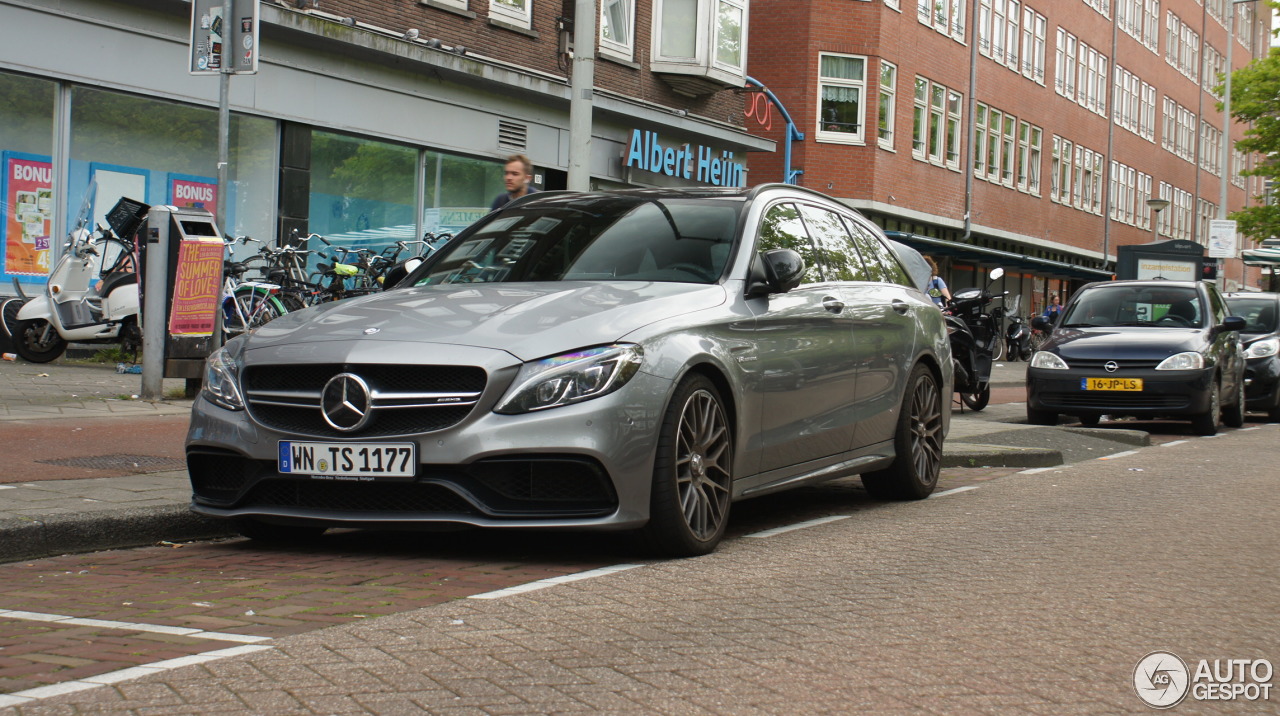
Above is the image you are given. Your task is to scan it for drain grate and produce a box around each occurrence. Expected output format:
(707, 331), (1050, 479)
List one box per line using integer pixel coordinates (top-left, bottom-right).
(37, 454), (187, 472)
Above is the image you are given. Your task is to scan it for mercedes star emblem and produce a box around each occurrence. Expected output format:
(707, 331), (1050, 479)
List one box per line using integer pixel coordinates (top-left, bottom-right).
(321, 373), (373, 432)
(1105, 361), (1119, 373)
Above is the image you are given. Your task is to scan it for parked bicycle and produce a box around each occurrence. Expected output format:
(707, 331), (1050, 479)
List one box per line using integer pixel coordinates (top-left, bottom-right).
(220, 236), (288, 338)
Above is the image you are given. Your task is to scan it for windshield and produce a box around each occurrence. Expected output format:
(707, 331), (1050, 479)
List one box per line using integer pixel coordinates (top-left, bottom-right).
(1061, 285), (1204, 328)
(1224, 297), (1278, 333)
(407, 195), (741, 287)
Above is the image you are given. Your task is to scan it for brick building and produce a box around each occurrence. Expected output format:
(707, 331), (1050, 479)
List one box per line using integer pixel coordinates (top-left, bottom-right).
(746, 0), (1271, 309)
(0, 0), (771, 290)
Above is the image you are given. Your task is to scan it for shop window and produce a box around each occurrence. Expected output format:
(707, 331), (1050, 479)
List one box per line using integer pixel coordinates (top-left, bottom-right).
(490, 0), (531, 30)
(422, 152), (506, 235)
(651, 0), (747, 95)
(600, 0), (635, 61)
(0, 73), (56, 285)
(310, 131), (417, 256)
(817, 53), (866, 145)
(69, 86), (274, 252)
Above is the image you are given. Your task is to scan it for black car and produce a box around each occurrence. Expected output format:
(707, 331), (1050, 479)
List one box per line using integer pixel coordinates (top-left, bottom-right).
(1223, 292), (1280, 420)
(1026, 280), (1247, 435)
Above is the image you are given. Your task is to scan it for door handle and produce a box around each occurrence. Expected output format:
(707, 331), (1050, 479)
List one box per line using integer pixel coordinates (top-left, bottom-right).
(822, 296), (844, 314)
(891, 299), (910, 315)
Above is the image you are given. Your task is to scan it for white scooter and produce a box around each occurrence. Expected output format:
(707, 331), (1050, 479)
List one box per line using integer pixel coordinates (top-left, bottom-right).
(10, 191), (149, 363)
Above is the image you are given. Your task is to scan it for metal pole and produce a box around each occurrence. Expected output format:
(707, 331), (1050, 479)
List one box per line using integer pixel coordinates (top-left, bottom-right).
(1221, 3), (1235, 220)
(566, 0), (595, 192)
(141, 208), (169, 400)
(961, 0), (979, 241)
(216, 0), (233, 229)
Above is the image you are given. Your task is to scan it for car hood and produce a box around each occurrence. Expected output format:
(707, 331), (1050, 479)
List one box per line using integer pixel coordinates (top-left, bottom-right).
(1048, 326), (1208, 360)
(243, 281), (728, 362)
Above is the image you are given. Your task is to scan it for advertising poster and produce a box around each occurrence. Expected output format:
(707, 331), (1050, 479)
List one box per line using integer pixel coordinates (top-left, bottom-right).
(1, 152), (54, 278)
(168, 174), (218, 211)
(1137, 258), (1195, 282)
(168, 239), (224, 336)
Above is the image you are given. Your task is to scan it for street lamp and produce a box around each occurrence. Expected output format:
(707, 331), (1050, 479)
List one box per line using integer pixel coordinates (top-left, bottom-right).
(1148, 197), (1170, 242)
(1222, 0), (1259, 219)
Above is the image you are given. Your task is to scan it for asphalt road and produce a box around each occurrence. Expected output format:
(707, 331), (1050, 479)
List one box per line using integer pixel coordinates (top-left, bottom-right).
(2, 422), (1276, 713)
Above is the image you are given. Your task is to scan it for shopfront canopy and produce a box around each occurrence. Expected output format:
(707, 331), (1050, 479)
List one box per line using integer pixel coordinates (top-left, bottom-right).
(884, 232), (1114, 282)
(1242, 247), (1280, 265)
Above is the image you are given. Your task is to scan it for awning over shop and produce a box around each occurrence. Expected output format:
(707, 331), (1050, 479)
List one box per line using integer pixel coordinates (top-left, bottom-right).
(1242, 247), (1280, 265)
(884, 232), (1113, 282)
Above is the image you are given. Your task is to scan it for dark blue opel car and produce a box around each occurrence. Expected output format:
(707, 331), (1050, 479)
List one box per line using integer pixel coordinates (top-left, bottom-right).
(1026, 280), (1247, 435)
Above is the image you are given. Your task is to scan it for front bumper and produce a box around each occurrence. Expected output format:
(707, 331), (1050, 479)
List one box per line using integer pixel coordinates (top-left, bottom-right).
(185, 368), (674, 531)
(1027, 366), (1215, 418)
(1243, 355), (1280, 409)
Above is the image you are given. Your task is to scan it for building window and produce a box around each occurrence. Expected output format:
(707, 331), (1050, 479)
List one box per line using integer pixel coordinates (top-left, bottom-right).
(1203, 44), (1225, 99)
(918, 0), (966, 42)
(945, 89), (962, 168)
(1114, 65), (1156, 141)
(912, 76), (927, 157)
(1055, 28), (1078, 100)
(910, 76), (960, 168)
(600, 0), (635, 61)
(651, 0), (747, 91)
(1166, 11), (1200, 81)
(1118, 0), (1160, 52)
(1021, 6), (1046, 83)
(878, 61), (897, 149)
(490, 0), (531, 29)
(817, 53), (866, 144)
(1051, 135), (1073, 204)
(979, 0), (1022, 72)
(1201, 121), (1222, 176)
(1016, 120), (1041, 193)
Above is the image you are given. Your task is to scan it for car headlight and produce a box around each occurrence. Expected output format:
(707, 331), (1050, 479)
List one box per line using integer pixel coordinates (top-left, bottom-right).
(495, 344), (644, 414)
(202, 345), (245, 410)
(1245, 337), (1279, 359)
(1155, 351), (1205, 370)
(1029, 351), (1069, 370)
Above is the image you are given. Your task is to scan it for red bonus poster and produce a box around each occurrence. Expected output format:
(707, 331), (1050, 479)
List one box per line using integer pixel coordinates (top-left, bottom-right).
(3, 156), (54, 277)
(169, 239), (224, 336)
(169, 177), (217, 210)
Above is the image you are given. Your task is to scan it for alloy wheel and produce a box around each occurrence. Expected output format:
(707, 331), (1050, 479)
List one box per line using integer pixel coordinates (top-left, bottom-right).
(674, 389), (732, 541)
(907, 374), (943, 483)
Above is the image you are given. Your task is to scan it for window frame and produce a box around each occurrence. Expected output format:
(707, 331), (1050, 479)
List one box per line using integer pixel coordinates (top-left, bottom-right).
(599, 0), (636, 62)
(878, 60), (897, 150)
(816, 52), (868, 145)
(489, 0), (532, 29)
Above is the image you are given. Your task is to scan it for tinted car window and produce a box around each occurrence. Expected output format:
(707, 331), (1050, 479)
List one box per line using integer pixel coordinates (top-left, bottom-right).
(1225, 297), (1279, 333)
(796, 204), (870, 281)
(1062, 285), (1203, 327)
(411, 197), (740, 286)
(757, 203), (824, 284)
(840, 216), (912, 286)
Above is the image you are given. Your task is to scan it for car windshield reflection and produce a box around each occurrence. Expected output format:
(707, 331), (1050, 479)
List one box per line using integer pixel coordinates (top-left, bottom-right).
(409, 196), (742, 286)
(1224, 298), (1278, 334)
(1061, 285), (1203, 328)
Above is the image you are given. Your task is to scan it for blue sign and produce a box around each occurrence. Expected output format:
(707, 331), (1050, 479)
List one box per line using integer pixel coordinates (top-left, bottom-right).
(625, 129), (746, 187)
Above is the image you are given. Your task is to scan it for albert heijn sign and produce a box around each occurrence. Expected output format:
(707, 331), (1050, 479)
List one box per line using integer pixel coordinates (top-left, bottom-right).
(625, 129), (746, 187)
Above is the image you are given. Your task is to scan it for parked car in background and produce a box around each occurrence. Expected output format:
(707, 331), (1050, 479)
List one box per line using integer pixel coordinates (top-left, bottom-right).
(1026, 280), (1247, 435)
(187, 186), (952, 556)
(1223, 292), (1280, 421)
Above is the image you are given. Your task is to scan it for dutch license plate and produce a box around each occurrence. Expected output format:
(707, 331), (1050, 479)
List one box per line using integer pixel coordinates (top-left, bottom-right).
(278, 441), (416, 480)
(1083, 377), (1143, 391)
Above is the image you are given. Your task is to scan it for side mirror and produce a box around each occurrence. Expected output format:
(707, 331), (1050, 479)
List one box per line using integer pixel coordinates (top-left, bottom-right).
(1218, 315), (1247, 333)
(1031, 316), (1051, 332)
(988, 267), (1004, 281)
(748, 249), (805, 296)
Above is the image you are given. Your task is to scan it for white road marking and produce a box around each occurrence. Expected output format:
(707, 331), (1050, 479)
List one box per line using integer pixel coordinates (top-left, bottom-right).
(1240, 427), (1261, 431)
(1019, 467), (1059, 474)
(0, 609), (271, 643)
(0, 485), (14, 490)
(1098, 450), (1139, 460)
(747, 515), (850, 538)
(0, 645), (274, 707)
(1161, 440), (1188, 447)
(932, 485), (980, 497)
(468, 564), (643, 600)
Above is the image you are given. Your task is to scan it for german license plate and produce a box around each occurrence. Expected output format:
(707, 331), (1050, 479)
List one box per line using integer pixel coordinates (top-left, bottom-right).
(278, 441), (416, 479)
(1083, 377), (1143, 391)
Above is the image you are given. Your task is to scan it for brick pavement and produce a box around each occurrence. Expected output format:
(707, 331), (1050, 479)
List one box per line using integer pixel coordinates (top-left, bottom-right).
(3, 425), (1275, 713)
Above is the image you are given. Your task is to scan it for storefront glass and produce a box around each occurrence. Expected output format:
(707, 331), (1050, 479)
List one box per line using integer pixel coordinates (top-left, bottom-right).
(70, 86), (276, 252)
(310, 131), (417, 252)
(0, 73), (56, 284)
(422, 151), (505, 237)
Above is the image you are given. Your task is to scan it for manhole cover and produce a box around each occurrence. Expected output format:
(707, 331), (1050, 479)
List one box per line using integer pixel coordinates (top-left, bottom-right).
(37, 454), (187, 472)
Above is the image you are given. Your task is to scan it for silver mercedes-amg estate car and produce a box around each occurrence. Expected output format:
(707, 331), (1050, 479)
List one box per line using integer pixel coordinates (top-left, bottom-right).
(187, 185), (952, 556)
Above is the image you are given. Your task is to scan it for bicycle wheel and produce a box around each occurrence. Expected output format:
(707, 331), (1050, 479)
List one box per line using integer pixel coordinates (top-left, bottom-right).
(227, 287), (287, 336)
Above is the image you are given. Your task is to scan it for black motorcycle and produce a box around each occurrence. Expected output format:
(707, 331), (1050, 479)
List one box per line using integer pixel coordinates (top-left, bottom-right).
(1004, 312), (1033, 362)
(943, 267), (1006, 411)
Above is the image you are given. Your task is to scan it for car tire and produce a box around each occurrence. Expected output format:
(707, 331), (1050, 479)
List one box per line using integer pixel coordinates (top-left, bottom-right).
(13, 319), (67, 363)
(1026, 407), (1058, 426)
(639, 374), (733, 557)
(233, 518), (327, 543)
(1078, 414), (1101, 428)
(1222, 376), (1246, 428)
(960, 382), (991, 411)
(1191, 380), (1221, 436)
(1268, 389), (1280, 423)
(861, 364), (943, 501)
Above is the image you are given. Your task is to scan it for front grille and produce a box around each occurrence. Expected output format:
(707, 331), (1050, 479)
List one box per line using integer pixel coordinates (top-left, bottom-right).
(243, 363), (486, 438)
(1065, 358), (1163, 370)
(467, 457), (616, 510)
(188, 448), (267, 503)
(243, 479), (477, 515)
(1041, 392), (1188, 410)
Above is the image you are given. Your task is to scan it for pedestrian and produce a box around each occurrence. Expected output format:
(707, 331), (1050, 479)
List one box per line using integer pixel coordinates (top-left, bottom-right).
(924, 256), (951, 308)
(1043, 293), (1063, 322)
(490, 154), (539, 211)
